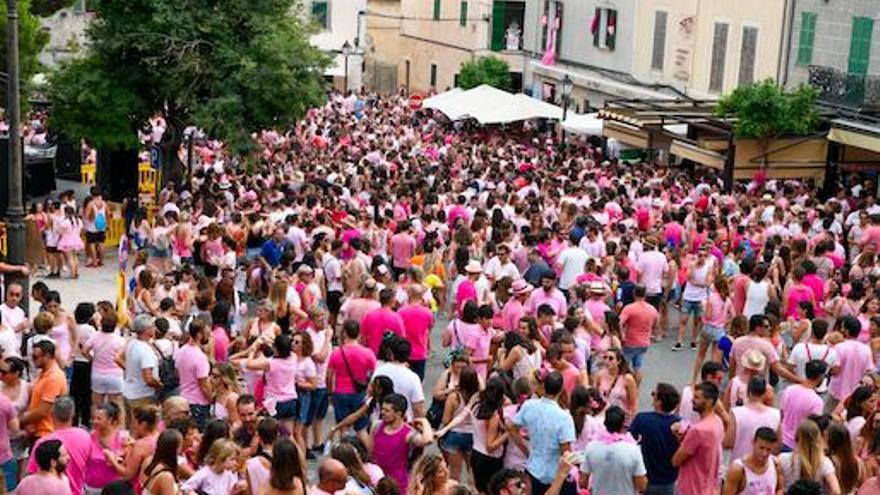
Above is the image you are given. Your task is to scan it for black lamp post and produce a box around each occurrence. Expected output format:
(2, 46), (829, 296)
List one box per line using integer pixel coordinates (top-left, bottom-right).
(561, 74), (573, 144)
(342, 40), (352, 93)
(6, 0), (27, 311)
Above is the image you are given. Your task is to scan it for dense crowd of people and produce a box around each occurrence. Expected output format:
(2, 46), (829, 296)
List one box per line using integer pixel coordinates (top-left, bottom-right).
(3, 89), (880, 495)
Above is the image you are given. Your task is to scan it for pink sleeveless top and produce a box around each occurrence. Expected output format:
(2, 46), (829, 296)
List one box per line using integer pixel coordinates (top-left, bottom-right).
(372, 422), (412, 493)
(732, 457), (778, 495)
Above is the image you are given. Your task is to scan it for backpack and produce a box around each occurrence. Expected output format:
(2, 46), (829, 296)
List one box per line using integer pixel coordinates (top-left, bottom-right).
(95, 210), (107, 231)
(152, 344), (179, 401)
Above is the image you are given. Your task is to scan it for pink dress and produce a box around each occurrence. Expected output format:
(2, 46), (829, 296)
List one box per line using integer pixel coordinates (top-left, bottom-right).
(57, 217), (84, 252)
(372, 422), (412, 493)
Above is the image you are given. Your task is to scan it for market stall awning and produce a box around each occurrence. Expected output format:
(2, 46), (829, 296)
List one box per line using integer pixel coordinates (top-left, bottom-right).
(562, 113), (604, 135)
(422, 85), (563, 124)
(828, 119), (880, 154)
(669, 140), (725, 169)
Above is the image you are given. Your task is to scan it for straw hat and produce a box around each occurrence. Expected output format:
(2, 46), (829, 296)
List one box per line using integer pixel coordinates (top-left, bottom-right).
(741, 350), (767, 371)
(464, 260), (483, 274)
(589, 281), (605, 294)
(511, 279), (533, 295)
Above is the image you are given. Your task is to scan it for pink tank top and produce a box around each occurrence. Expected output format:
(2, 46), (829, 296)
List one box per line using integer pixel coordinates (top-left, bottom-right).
(372, 422), (412, 493)
(732, 457), (778, 495)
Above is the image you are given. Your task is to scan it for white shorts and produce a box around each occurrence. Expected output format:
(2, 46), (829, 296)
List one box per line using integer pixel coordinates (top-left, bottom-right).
(91, 373), (124, 395)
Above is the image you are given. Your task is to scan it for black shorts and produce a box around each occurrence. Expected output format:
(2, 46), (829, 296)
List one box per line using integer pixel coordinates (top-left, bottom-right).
(327, 291), (343, 315)
(85, 231), (106, 244)
(46, 246), (59, 254)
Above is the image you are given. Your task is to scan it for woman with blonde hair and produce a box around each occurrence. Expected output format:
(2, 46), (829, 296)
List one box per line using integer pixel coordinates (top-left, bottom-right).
(408, 453), (457, 495)
(268, 279), (292, 334)
(779, 420), (841, 495)
(211, 362), (241, 423)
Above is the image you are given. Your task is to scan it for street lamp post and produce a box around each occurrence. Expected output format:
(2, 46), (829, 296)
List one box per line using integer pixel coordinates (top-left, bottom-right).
(560, 74), (573, 145)
(342, 40), (352, 94)
(6, 0), (28, 311)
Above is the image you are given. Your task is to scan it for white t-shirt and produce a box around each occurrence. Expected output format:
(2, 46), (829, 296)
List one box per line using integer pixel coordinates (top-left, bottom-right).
(557, 246), (590, 290)
(484, 257), (521, 282)
(788, 341), (838, 392)
(123, 340), (159, 400)
(373, 362), (424, 420)
(0, 327), (19, 358)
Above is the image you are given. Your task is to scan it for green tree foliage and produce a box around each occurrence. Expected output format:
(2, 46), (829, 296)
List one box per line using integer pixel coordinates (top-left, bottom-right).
(0, 0), (60, 92)
(715, 79), (819, 141)
(457, 56), (512, 91)
(48, 0), (330, 180)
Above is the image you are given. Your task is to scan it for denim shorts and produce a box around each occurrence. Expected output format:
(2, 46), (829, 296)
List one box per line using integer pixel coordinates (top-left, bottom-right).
(701, 324), (726, 343)
(2, 458), (17, 492)
(309, 388), (329, 422)
(333, 392), (368, 431)
(622, 345), (649, 370)
(190, 404), (211, 430)
(295, 390), (312, 424)
(441, 431), (473, 454)
(275, 398), (299, 420)
(682, 299), (703, 317)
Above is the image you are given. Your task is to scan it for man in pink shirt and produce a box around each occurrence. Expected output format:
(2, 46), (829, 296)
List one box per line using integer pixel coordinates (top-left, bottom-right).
(672, 381), (724, 495)
(620, 285), (659, 382)
(327, 320), (377, 433)
(525, 273), (567, 317)
(174, 319), (213, 430)
(635, 238), (668, 308)
(780, 360), (826, 451)
(340, 279), (381, 325)
(398, 285), (434, 380)
(389, 220), (416, 280)
(19, 440), (72, 495)
(829, 316), (875, 407)
(27, 397), (90, 495)
(360, 288), (406, 356)
(501, 280), (532, 332)
(731, 315), (800, 383)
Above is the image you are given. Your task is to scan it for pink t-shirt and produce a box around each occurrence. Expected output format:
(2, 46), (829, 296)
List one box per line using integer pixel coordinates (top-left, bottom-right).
(676, 415), (724, 495)
(731, 336), (779, 379)
(389, 233), (416, 269)
(212, 326), (230, 363)
(447, 320), (492, 377)
(86, 332), (125, 377)
(16, 474), (72, 495)
(620, 300), (658, 348)
(829, 339), (874, 400)
(501, 299), (526, 333)
(265, 357), (299, 401)
(398, 304), (434, 361)
(802, 274), (825, 317)
(174, 343), (211, 406)
(341, 298), (381, 325)
(28, 427), (91, 495)
(525, 288), (568, 317)
(703, 291), (730, 328)
(360, 308), (406, 356)
(328, 344), (377, 394)
(780, 384), (823, 448)
(730, 404), (781, 461)
(455, 280), (478, 315)
(636, 250), (668, 295)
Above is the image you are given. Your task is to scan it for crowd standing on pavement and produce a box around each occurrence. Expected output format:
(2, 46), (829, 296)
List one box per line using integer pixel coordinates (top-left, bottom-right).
(2, 88), (880, 495)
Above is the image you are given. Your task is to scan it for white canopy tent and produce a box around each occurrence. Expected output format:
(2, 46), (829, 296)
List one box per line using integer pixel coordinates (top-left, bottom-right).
(423, 85), (563, 124)
(561, 113), (604, 136)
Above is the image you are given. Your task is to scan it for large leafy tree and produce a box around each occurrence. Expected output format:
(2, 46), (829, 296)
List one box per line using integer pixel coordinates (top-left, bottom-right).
(48, 0), (330, 182)
(458, 56), (512, 92)
(714, 79), (819, 166)
(0, 0), (75, 99)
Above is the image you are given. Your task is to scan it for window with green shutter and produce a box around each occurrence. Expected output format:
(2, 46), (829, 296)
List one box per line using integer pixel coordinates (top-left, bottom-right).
(460, 1), (467, 26)
(434, 0), (442, 21)
(797, 12), (817, 66)
(491, 1), (507, 51)
(848, 16), (874, 75)
(311, 1), (329, 29)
